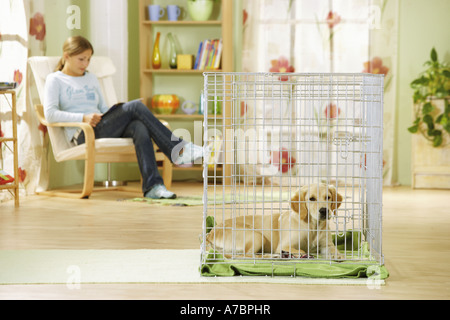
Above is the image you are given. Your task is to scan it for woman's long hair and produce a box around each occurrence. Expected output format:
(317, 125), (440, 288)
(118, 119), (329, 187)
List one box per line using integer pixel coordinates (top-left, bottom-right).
(55, 36), (94, 72)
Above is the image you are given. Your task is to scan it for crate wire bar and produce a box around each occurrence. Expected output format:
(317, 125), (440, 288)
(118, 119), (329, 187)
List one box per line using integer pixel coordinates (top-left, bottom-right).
(201, 73), (384, 274)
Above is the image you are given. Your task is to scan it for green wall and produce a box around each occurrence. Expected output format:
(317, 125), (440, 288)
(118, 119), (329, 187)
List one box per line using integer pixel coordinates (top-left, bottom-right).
(44, 0), (96, 189)
(45, 0), (90, 55)
(45, 0), (126, 188)
(395, 0), (450, 186)
(128, 0), (140, 100)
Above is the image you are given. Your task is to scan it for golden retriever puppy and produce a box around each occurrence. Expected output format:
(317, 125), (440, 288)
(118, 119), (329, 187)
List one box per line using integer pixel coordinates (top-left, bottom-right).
(205, 183), (344, 260)
(282, 183), (344, 259)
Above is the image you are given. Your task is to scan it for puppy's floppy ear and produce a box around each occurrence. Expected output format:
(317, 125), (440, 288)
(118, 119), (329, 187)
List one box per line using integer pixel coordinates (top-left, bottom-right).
(328, 185), (343, 212)
(291, 186), (308, 221)
(290, 191), (300, 214)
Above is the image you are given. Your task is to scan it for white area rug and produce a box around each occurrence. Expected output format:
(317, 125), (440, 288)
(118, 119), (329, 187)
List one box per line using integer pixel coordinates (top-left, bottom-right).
(0, 249), (377, 285)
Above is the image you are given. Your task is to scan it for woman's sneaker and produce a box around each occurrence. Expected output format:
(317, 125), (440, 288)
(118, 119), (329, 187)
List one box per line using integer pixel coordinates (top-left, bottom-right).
(174, 142), (204, 166)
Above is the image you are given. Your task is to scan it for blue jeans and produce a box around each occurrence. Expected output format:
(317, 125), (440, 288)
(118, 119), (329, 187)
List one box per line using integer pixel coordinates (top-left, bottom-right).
(76, 99), (184, 195)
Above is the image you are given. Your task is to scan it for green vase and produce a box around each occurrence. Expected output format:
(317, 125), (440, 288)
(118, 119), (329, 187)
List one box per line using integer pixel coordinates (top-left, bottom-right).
(167, 33), (178, 69)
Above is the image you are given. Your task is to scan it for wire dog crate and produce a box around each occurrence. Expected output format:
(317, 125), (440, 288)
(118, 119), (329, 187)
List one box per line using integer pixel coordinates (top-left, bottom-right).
(201, 73), (384, 276)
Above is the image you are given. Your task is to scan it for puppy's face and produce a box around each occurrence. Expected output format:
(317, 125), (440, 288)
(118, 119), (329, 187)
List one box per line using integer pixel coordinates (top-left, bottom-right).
(291, 184), (343, 222)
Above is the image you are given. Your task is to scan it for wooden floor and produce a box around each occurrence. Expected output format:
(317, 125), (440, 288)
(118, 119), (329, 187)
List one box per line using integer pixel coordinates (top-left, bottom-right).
(0, 182), (449, 300)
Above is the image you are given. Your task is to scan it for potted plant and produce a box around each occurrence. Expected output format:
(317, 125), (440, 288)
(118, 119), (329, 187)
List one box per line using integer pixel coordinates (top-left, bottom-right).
(187, 0), (216, 21)
(408, 47), (450, 147)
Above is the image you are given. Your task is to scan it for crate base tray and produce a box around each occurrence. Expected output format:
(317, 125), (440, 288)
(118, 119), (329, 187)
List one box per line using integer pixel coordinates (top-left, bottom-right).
(200, 249), (388, 280)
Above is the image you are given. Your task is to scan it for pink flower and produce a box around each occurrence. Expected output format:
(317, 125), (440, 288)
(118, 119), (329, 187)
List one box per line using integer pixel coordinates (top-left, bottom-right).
(270, 56), (295, 81)
(14, 70), (23, 85)
(0, 170), (14, 185)
(360, 154), (367, 169)
(29, 12), (46, 41)
(38, 123), (48, 137)
(18, 167), (26, 183)
(271, 148), (296, 173)
(326, 11), (341, 29)
(363, 57), (389, 76)
(240, 101), (248, 117)
(324, 103), (341, 119)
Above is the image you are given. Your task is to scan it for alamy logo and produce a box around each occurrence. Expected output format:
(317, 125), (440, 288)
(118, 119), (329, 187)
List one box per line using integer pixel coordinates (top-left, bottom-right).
(66, 5), (81, 30)
(66, 265), (81, 290)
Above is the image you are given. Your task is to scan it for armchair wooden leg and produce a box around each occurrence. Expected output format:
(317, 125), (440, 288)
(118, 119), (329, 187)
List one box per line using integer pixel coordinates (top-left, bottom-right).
(80, 157), (95, 198)
(36, 157), (95, 199)
(162, 156), (173, 189)
(36, 190), (90, 199)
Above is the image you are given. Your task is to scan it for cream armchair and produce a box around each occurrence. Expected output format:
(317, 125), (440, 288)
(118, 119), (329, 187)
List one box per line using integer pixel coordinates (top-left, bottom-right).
(28, 56), (172, 199)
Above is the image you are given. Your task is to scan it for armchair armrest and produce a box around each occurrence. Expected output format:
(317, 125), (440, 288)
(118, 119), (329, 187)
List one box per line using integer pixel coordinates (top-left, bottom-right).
(34, 104), (95, 149)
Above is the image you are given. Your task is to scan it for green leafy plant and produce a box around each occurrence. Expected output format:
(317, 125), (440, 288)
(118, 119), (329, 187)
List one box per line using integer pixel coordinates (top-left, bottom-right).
(408, 48), (450, 147)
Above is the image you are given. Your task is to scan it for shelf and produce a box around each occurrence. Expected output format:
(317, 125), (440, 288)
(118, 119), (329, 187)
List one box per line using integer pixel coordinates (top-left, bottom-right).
(174, 165), (202, 171)
(155, 114), (223, 120)
(0, 137), (16, 143)
(143, 69), (221, 74)
(142, 20), (222, 26)
(173, 165), (223, 172)
(0, 184), (17, 191)
(0, 90), (19, 206)
(154, 113), (222, 120)
(155, 114), (203, 120)
(139, 0), (232, 181)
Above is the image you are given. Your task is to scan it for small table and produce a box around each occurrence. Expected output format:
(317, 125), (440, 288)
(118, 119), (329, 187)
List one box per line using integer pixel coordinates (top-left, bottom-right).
(0, 90), (19, 207)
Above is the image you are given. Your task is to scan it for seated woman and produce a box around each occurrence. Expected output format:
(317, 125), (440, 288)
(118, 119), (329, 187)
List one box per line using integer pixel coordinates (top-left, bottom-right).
(44, 36), (203, 199)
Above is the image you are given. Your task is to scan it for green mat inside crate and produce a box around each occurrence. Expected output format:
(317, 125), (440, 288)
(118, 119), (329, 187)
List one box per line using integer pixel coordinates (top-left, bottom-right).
(201, 217), (389, 280)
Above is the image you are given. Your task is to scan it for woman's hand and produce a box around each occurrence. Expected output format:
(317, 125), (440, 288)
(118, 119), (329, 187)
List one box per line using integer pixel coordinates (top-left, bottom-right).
(83, 113), (102, 127)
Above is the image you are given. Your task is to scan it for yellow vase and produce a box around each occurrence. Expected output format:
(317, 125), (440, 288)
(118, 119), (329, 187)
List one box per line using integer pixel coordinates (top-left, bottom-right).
(152, 32), (161, 69)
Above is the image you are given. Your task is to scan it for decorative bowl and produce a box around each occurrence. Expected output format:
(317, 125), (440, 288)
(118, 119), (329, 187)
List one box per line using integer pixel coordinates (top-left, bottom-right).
(151, 94), (180, 114)
(187, 0), (214, 21)
(181, 100), (198, 115)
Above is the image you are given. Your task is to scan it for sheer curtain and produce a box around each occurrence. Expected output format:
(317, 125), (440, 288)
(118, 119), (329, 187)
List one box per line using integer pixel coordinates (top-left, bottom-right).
(0, 0), (48, 202)
(241, 0), (398, 185)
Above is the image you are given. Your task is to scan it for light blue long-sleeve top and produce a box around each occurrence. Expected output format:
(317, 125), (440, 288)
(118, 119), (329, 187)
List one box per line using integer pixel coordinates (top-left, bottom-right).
(44, 71), (109, 143)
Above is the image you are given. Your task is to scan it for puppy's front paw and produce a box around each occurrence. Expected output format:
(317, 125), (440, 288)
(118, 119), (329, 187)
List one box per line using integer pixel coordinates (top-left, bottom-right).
(331, 253), (344, 260)
(323, 248), (344, 261)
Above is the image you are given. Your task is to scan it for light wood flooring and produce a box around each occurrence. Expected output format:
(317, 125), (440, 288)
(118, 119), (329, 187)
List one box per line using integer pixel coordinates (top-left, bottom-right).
(0, 182), (449, 300)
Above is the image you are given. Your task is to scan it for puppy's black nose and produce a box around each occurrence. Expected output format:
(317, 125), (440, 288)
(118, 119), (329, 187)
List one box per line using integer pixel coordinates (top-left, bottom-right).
(319, 208), (328, 219)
